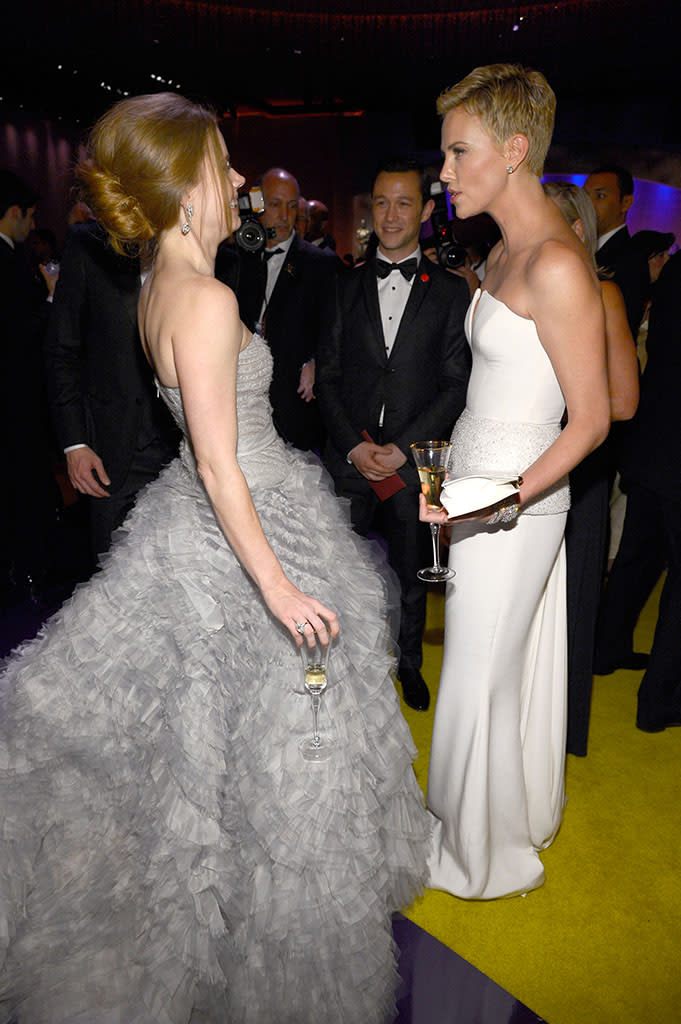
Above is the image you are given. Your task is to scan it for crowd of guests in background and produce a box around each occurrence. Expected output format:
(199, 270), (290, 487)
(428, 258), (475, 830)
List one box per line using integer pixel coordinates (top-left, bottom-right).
(1, 154), (679, 741)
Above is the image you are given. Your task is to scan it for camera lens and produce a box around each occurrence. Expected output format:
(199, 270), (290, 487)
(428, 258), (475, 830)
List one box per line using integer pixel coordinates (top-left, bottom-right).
(235, 220), (267, 253)
(444, 243), (467, 270)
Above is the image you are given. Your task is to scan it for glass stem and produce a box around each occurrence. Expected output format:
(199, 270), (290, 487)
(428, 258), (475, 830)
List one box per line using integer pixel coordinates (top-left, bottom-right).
(430, 523), (442, 570)
(310, 693), (322, 747)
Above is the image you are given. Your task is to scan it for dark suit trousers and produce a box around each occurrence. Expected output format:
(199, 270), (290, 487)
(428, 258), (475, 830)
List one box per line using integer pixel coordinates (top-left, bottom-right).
(595, 484), (666, 661)
(335, 474), (430, 671)
(89, 436), (175, 559)
(595, 484), (680, 719)
(638, 495), (681, 721)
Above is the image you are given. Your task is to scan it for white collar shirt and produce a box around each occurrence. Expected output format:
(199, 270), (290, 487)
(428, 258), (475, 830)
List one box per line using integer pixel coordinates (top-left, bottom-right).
(375, 246), (420, 426)
(258, 231), (295, 328)
(376, 246), (420, 359)
(597, 224), (627, 252)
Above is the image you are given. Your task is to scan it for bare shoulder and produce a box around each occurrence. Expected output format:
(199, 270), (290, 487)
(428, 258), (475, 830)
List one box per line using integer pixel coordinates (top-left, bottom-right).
(526, 237), (598, 309)
(169, 274), (243, 370)
(600, 277), (624, 306)
(527, 236), (590, 286)
(180, 274), (239, 318)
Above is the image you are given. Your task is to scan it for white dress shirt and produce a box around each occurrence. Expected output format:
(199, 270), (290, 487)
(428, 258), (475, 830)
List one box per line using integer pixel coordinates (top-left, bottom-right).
(257, 231), (295, 331)
(376, 246), (420, 426)
(376, 246), (420, 359)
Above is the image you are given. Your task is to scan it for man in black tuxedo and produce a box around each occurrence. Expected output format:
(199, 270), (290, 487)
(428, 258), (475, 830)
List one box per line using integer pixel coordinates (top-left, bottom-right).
(0, 170), (57, 598)
(594, 251), (681, 732)
(317, 158), (470, 711)
(585, 165), (649, 337)
(585, 166), (649, 488)
(226, 167), (337, 452)
(44, 221), (178, 560)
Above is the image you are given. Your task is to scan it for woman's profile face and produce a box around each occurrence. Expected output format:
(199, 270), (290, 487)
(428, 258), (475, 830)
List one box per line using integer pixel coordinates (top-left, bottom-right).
(440, 107), (508, 220)
(196, 132), (245, 239)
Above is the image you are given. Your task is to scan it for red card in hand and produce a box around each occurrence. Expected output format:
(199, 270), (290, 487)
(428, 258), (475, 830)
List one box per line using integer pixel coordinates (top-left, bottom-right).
(361, 430), (406, 502)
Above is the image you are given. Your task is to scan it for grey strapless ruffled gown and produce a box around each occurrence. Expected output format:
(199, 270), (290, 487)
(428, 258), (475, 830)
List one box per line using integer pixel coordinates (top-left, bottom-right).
(0, 334), (429, 1023)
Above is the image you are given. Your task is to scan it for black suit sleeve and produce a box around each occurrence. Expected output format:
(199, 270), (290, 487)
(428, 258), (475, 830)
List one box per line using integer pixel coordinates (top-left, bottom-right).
(612, 250), (649, 338)
(300, 246), (339, 367)
(43, 227), (91, 450)
(316, 272), (367, 457)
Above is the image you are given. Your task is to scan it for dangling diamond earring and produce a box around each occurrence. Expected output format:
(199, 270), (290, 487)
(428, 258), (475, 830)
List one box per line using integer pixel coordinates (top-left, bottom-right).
(181, 202), (194, 236)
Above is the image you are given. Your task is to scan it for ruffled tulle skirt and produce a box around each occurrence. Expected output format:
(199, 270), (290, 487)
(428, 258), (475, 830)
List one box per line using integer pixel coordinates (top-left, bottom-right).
(0, 449), (429, 1023)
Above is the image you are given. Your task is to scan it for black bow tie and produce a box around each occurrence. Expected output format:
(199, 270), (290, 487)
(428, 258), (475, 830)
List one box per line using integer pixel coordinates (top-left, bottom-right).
(375, 257), (418, 281)
(263, 247), (285, 261)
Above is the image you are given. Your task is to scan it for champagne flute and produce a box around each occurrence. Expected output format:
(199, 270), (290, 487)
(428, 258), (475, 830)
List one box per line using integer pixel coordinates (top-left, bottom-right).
(410, 440), (456, 583)
(299, 633), (332, 762)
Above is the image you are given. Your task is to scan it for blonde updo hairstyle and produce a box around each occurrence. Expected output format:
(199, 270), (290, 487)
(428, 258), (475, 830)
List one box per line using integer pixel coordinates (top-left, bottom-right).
(543, 181), (598, 261)
(78, 92), (222, 255)
(437, 63), (556, 177)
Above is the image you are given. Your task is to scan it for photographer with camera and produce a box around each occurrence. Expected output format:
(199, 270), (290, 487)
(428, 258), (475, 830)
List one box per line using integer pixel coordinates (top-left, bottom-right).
(423, 182), (498, 298)
(217, 167), (337, 453)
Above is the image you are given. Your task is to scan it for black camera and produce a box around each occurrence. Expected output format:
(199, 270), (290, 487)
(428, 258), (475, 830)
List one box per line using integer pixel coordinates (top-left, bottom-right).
(233, 188), (275, 253)
(429, 181), (467, 270)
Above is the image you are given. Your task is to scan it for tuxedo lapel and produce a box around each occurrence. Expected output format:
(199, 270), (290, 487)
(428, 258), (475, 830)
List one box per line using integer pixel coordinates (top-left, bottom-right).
(267, 235), (300, 321)
(596, 227), (630, 270)
(360, 264), (387, 361)
(390, 268), (430, 359)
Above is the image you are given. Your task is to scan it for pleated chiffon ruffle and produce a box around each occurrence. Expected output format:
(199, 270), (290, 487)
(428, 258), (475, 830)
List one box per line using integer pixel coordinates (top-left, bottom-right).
(0, 336), (430, 1023)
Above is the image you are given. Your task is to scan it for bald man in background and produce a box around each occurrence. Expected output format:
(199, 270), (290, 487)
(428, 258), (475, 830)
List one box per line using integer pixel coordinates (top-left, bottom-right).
(306, 199), (337, 252)
(223, 168), (337, 452)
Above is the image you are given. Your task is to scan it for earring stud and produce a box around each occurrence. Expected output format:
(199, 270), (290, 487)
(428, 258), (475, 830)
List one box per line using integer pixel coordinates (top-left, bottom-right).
(506, 165), (514, 174)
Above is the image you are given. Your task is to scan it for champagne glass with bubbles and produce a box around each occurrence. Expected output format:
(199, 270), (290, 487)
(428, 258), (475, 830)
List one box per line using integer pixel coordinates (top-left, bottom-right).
(410, 440), (456, 583)
(299, 633), (332, 762)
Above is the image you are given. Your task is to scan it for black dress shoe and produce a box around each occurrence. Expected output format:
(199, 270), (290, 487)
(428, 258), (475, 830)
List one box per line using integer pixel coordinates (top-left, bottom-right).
(398, 666), (430, 712)
(593, 651), (649, 675)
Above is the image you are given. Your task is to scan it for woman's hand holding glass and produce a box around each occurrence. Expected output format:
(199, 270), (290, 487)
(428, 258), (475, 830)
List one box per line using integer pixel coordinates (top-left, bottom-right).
(261, 576), (339, 648)
(418, 490), (521, 525)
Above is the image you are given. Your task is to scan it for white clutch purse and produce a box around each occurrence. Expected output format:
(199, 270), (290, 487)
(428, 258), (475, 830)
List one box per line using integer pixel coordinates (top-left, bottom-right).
(440, 474), (521, 518)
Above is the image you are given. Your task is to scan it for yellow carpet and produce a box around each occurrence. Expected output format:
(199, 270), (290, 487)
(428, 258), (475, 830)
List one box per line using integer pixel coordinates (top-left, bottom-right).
(401, 579), (680, 1024)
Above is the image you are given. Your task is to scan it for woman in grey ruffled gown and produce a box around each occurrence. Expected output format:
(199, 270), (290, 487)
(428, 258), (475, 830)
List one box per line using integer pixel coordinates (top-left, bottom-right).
(0, 93), (429, 1023)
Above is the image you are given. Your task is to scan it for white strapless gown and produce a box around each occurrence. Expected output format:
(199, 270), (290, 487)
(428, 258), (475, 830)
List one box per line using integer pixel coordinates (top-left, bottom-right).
(0, 334), (430, 1022)
(427, 289), (569, 900)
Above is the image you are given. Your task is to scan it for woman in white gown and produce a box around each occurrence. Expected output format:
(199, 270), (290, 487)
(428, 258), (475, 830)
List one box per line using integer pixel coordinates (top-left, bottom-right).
(0, 94), (430, 1022)
(421, 64), (611, 899)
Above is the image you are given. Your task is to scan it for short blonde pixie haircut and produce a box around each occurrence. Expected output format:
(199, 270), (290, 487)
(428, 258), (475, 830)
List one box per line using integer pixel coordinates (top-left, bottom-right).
(437, 63), (556, 177)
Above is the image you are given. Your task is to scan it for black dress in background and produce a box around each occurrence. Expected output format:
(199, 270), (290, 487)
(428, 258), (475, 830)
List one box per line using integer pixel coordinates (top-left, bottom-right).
(565, 446), (609, 756)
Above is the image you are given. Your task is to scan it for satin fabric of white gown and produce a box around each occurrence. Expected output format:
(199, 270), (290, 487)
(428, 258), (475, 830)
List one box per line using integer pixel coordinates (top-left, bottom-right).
(427, 289), (569, 900)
